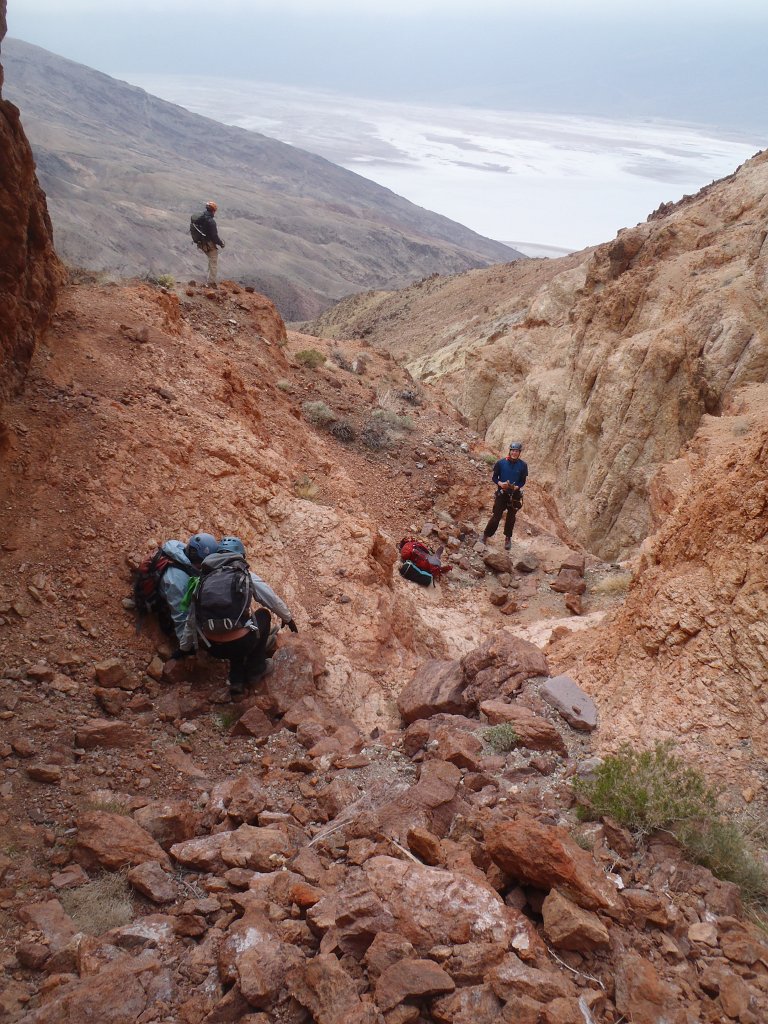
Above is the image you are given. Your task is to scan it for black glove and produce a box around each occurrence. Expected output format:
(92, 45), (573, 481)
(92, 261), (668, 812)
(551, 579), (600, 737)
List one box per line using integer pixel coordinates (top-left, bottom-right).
(219, 241), (225, 248)
(169, 648), (194, 661)
(286, 619), (299, 634)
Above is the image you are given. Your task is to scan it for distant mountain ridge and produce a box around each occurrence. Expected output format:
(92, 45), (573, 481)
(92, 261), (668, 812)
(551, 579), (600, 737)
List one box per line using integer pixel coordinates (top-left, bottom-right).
(2, 38), (521, 318)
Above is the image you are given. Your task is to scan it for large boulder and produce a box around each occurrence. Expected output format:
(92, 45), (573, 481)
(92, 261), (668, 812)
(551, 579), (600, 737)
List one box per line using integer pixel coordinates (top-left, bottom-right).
(265, 636), (326, 714)
(397, 659), (469, 724)
(480, 700), (567, 755)
(287, 954), (379, 1024)
(75, 812), (170, 871)
(486, 816), (619, 911)
(540, 675), (598, 731)
(462, 632), (549, 705)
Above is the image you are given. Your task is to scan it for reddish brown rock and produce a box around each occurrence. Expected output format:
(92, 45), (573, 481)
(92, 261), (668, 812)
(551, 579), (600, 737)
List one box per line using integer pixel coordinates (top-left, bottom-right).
(287, 953), (379, 1024)
(209, 774), (268, 825)
(231, 705), (276, 738)
(17, 899), (78, 953)
(542, 888), (611, 951)
(219, 825), (294, 871)
(431, 985), (504, 1024)
(550, 569), (587, 595)
(75, 718), (134, 749)
(26, 763), (62, 783)
(127, 861), (176, 903)
(432, 724), (484, 770)
(265, 637), (325, 714)
(480, 700), (567, 755)
(375, 958), (455, 1011)
(363, 932), (416, 980)
(219, 910), (303, 1010)
(461, 632), (549, 706)
(134, 800), (199, 849)
(406, 827), (442, 866)
(560, 552), (586, 575)
(486, 816), (619, 911)
(93, 658), (139, 690)
(397, 660), (468, 724)
(614, 952), (682, 1024)
(75, 811), (170, 871)
(0, 1), (61, 405)
(564, 593), (583, 615)
(487, 953), (572, 1002)
(11, 952), (168, 1024)
(363, 855), (514, 949)
(170, 832), (227, 872)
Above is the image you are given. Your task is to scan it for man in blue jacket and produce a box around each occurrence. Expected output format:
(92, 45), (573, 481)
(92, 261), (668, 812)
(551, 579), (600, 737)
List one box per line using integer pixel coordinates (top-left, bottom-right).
(482, 441), (528, 550)
(159, 532), (218, 648)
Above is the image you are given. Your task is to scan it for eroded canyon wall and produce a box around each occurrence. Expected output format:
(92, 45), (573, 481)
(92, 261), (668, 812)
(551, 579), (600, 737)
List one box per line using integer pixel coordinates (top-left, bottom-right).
(0, 2), (60, 403)
(555, 383), (768, 789)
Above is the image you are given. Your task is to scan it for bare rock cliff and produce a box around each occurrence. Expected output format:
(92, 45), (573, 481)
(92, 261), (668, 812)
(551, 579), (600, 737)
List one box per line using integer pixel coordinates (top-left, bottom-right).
(0, 4), (60, 404)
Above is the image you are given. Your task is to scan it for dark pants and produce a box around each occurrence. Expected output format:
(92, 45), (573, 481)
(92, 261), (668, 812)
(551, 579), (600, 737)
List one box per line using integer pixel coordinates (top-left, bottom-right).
(484, 490), (521, 539)
(206, 609), (271, 690)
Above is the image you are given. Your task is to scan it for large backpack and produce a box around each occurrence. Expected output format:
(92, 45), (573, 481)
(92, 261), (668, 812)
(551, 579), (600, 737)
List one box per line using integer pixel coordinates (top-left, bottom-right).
(398, 537), (452, 582)
(194, 552), (255, 634)
(190, 213), (208, 247)
(132, 548), (196, 634)
(399, 560), (435, 587)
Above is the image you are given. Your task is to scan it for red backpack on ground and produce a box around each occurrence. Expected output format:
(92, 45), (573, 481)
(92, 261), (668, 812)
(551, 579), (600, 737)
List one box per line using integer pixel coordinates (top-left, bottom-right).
(398, 537), (452, 581)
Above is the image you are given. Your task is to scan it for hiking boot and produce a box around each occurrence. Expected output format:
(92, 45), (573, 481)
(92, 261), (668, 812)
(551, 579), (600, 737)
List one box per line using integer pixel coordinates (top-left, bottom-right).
(504, 538), (511, 550)
(481, 535), (489, 547)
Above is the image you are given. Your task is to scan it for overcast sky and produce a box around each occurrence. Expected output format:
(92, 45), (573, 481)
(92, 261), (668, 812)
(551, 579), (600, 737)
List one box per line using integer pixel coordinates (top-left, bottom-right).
(9, 0), (768, 132)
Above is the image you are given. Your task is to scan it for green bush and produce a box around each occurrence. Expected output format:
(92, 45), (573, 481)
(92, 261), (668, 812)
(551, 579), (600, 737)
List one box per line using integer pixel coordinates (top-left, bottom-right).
(330, 348), (352, 371)
(296, 348), (327, 369)
(302, 400), (334, 427)
(484, 723), (519, 753)
(574, 742), (768, 902)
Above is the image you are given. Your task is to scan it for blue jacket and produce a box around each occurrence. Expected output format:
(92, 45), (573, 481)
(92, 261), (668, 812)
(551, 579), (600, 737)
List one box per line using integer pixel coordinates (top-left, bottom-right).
(158, 540), (197, 644)
(492, 457), (528, 491)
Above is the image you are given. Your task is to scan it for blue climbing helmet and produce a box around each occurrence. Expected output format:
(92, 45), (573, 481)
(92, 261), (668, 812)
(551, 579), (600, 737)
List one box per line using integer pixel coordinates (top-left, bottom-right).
(218, 536), (246, 556)
(185, 532), (218, 565)
(508, 441), (523, 452)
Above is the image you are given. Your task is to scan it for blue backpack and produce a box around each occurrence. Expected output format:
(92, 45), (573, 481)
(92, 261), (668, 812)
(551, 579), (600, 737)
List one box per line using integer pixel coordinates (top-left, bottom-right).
(399, 560), (435, 587)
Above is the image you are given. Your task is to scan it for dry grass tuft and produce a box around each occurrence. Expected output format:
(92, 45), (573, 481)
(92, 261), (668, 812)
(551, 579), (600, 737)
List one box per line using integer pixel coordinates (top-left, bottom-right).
(61, 872), (134, 935)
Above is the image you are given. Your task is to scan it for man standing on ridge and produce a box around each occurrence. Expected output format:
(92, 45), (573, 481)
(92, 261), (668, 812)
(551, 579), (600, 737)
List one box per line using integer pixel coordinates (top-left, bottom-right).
(482, 441), (528, 550)
(192, 200), (225, 287)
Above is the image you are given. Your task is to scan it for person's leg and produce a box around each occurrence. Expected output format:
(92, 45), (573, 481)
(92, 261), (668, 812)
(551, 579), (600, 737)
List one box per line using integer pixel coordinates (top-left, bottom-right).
(245, 610), (272, 682)
(503, 502), (517, 539)
(206, 244), (218, 286)
(206, 637), (247, 696)
(483, 492), (507, 540)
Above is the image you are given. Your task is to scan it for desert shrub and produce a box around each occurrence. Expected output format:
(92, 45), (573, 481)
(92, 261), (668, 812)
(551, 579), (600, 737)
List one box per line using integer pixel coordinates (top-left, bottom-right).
(293, 474), (320, 500)
(61, 872), (133, 935)
(296, 348), (327, 369)
(213, 709), (239, 731)
(484, 723), (519, 753)
(399, 388), (423, 406)
(481, 453), (498, 465)
(275, 378), (292, 392)
(144, 272), (175, 289)
(330, 419), (356, 442)
(351, 354), (369, 375)
(302, 400), (334, 427)
(373, 408), (414, 432)
(591, 572), (632, 595)
(330, 348), (353, 371)
(575, 742), (768, 902)
(360, 420), (389, 450)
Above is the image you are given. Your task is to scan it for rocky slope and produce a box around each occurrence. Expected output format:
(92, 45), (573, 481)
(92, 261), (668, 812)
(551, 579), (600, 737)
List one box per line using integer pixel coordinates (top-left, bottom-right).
(310, 150), (768, 561)
(2, 38), (521, 321)
(1, 273), (767, 1024)
(0, 9), (61, 404)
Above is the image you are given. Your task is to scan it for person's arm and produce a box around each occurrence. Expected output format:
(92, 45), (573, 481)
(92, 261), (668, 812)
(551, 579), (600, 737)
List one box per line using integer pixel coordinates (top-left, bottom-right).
(250, 572), (293, 625)
(491, 460), (501, 486)
(178, 603), (197, 654)
(209, 218), (223, 247)
(518, 463), (528, 488)
(160, 571), (193, 646)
